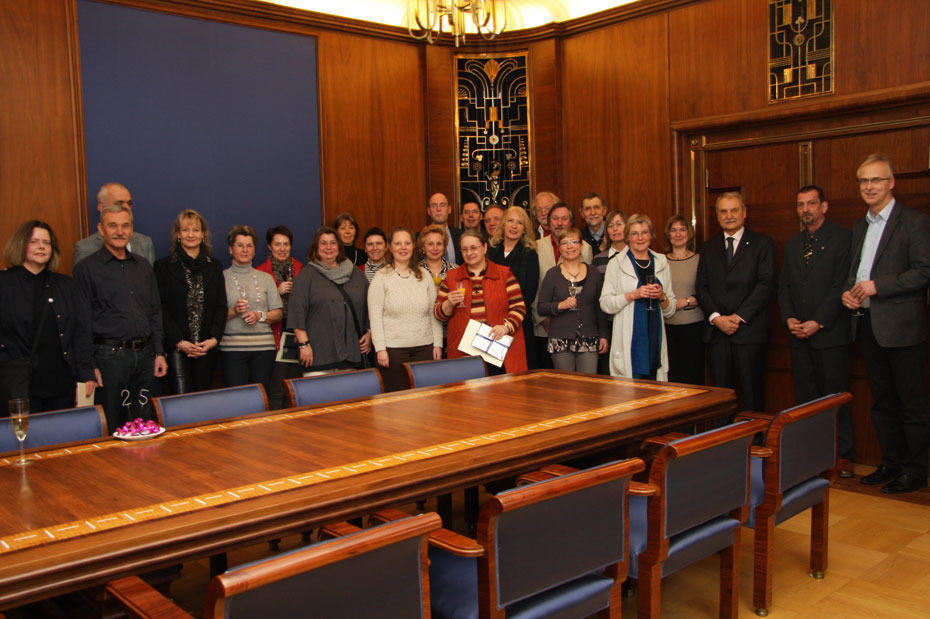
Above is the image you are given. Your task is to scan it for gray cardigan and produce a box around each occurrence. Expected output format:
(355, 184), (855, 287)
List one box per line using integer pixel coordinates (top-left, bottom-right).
(537, 265), (610, 341)
(287, 265), (369, 368)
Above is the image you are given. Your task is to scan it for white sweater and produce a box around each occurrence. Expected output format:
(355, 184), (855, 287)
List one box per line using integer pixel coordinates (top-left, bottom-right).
(368, 267), (443, 351)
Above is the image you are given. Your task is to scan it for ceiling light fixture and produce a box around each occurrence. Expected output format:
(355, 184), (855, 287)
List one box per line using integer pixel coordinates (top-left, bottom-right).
(406, 0), (508, 47)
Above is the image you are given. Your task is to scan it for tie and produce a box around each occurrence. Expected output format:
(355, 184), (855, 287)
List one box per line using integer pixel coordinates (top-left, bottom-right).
(802, 233), (814, 267)
(725, 236), (734, 265)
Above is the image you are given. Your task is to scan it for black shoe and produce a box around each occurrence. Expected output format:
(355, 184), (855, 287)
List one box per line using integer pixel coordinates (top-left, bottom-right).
(860, 465), (899, 485)
(881, 473), (928, 495)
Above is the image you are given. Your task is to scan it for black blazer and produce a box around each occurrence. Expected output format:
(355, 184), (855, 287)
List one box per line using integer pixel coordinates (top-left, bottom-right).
(153, 253), (228, 349)
(845, 201), (930, 347)
(778, 219), (851, 350)
(696, 228), (776, 345)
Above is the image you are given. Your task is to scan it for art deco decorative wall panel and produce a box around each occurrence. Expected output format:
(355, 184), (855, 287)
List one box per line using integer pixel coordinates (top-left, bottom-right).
(769, 0), (833, 102)
(455, 53), (531, 211)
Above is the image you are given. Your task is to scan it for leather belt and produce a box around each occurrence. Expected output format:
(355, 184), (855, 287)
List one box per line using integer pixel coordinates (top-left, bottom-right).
(94, 336), (151, 350)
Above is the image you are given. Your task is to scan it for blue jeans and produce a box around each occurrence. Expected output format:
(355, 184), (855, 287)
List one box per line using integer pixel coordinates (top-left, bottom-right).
(93, 343), (156, 432)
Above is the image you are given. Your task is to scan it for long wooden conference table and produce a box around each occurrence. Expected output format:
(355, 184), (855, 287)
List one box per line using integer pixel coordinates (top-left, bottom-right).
(0, 370), (735, 609)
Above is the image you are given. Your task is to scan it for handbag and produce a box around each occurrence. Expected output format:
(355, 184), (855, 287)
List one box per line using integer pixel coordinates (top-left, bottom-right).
(332, 281), (371, 369)
(0, 287), (50, 409)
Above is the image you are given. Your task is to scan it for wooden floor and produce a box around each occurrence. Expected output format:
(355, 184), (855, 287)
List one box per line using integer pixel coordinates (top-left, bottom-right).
(157, 482), (930, 619)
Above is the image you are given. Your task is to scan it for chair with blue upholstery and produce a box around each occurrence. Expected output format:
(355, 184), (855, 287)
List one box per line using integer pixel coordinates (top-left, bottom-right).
(283, 368), (383, 408)
(741, 392), (852, 616)
(630, 419), (768, 618)
(0, 405), (108, 453)
(106, 512), (441, 619)
(403, 355), (486, 389)
(377, 457), (644, 619)
(153, 384), (268, 429)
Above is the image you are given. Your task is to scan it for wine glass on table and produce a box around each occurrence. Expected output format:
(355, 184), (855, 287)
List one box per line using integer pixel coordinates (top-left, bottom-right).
(645, 274), (657, 311)
(9, 398), (30, 466)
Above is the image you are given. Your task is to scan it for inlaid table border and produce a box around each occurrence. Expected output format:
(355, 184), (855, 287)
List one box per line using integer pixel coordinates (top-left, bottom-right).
(0, 374), (705, 554)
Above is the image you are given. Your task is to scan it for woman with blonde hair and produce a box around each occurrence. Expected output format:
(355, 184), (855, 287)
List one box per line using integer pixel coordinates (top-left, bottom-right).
(599, 213), (676, 379)
(488, 206), (539, 367)
(154, 210), (227, 393)
(417, 223), (456, 286)
(368, 227), (443, 391)
(0, 221), (95, 411)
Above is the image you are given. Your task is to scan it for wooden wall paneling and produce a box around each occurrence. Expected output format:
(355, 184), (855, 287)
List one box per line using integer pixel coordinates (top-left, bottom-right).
(560, 12), (671, 228)
(0, 0), (85, 272)
(424, 44), (456, 223)
(526, 38), (561, 202)
(667, 0), (767, 122)
(316, 31), (427, 238)
(834, 0), (930, 96)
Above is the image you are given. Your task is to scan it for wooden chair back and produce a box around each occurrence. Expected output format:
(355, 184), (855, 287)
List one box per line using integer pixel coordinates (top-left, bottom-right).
(283, 368), (383, 408)
(403, 356), (486, 389)
(0, 405), (107, 453)
(153, 384), (268, 428)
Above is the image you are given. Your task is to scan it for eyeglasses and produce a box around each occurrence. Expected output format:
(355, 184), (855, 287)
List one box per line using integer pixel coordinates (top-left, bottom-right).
(857, 177), (890, 186)
(559, 239), (581, 246)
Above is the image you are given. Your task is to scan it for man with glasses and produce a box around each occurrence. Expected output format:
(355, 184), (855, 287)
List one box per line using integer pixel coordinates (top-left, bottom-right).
(74, 182), (156, 265)
(460, 201), (483, 235)
(842, 153), (930, 494)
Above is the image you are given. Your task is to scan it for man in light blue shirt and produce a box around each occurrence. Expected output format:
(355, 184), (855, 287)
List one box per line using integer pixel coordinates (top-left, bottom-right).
(843, 153), (930, 494)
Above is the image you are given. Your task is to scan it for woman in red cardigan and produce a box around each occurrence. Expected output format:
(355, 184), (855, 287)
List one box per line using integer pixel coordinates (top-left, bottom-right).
(434, 230), (527, 373)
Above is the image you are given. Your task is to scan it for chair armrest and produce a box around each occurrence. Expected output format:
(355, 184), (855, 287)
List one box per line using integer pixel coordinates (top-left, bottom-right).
(106, 576), (191, 619)
(734, 411), (776, 422)
(750, 446), (774, 458)
(319, 521), (363, 539)
(428, 527), (485, 557)
(372, 509), (485, 557)
(640, 432), (689, 450)
(515, 464), (579, 486)
(628, 481), (659, 496)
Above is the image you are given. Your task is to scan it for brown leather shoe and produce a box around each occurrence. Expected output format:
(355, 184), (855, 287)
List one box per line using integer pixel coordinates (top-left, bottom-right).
(837, 459), (854, 478)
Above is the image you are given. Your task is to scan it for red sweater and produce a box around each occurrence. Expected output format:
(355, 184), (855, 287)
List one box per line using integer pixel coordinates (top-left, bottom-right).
(256, 256), (302, 347)
(434, 261), (527, 372)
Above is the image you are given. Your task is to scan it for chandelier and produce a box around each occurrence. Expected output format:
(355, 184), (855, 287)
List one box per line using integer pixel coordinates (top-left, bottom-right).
(406, 0), (508, 47)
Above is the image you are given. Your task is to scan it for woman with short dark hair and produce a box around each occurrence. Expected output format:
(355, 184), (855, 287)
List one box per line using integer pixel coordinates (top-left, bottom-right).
(154, 210), (227, 394)
(220, 225), (283, 391)
(0, 221), (95, 411)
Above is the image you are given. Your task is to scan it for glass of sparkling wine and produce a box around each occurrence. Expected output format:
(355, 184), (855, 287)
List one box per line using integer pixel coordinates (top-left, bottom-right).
(9, 398), (30, 466)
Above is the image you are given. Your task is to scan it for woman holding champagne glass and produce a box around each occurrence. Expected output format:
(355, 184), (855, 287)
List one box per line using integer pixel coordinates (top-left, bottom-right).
(368, 227), (443, 391)
(536, 227), (609, 373)
(599, 214), (676, 379)
(0, 221), (95, 413)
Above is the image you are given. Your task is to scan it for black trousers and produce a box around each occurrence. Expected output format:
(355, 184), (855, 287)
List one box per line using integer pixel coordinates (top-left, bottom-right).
(790, 341), (853, 459)
(856, 313), (929, 478)
(707, 337), (767, 412)
(666, 322), (705, 385)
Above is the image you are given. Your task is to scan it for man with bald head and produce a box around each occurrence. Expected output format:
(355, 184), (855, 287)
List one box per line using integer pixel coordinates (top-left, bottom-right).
(74, 182), (156, 265)
(427, 192), (462, 264)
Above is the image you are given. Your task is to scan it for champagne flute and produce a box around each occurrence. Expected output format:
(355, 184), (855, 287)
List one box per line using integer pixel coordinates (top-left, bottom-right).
(567, 280), (579, 311)
(645, 274), (657, 311)
(9, 398), (30, 466)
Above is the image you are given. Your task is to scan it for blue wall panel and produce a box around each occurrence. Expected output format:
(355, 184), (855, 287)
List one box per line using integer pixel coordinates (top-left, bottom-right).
(78, 0), (321, 264)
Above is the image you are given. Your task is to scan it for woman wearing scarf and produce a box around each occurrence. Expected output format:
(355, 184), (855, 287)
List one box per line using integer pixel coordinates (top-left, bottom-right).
(256, 225), (303, 408)
(154, 210), (227, 394)
(599, 214), (676, 379)
(289, 227), (371, 374)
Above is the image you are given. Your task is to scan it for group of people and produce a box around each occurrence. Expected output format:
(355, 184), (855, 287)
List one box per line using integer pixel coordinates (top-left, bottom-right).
(1, 152), (927, 494)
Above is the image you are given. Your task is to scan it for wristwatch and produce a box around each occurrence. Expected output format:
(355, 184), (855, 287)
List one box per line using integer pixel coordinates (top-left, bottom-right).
(258, 311), (266, 323)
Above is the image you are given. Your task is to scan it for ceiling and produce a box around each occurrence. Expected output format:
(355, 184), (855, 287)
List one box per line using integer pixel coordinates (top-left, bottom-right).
(266, 1), (638, 30)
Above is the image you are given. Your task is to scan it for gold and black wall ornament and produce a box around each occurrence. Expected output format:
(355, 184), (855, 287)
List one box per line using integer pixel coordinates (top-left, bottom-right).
(455, 53), (530, 212)
(768, 0), (833, 102)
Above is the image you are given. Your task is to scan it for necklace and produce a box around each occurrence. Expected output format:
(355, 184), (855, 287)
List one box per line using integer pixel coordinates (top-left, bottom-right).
(231, 269), (263, 306)
(633, 255), (652, 269)
(562, 264), (583, 281)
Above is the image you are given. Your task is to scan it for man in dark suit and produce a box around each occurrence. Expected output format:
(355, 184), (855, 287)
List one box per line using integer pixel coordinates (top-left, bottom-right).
(427, 192), (462, 264)
(842, 153), (930, 494)
(778, 185), (853, 476)
(696, 192), (775, 411)
(74, 182), (156, 265)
